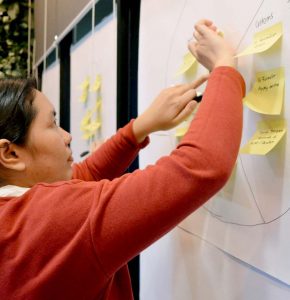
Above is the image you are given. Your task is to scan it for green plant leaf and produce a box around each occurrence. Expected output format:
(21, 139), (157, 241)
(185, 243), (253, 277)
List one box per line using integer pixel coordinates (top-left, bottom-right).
(7, 3), (19, 20)
(0, 0), (33, 77)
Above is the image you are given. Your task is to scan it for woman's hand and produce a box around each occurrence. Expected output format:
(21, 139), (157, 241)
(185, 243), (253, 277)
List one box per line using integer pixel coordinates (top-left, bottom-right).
(133, 75), (208, 143)
(188, 19), (236, 71)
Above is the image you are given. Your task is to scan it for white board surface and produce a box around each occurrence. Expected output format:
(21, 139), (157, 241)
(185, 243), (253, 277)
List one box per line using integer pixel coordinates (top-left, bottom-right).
(41, 60), (60, 120)
(139, 0), (290, 297)
(70, 13), (117, 162)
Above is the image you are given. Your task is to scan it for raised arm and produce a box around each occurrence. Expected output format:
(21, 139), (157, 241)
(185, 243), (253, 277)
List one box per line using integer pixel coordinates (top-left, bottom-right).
(89, 66), (244, 277)
(72, 121), (149, 181)
(72, 75), (207, 182)
(88, 22), (245, 274)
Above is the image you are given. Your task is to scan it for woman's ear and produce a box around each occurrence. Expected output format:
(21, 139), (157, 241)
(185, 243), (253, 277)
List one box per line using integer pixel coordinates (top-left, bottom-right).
(0, 139), (26, 171)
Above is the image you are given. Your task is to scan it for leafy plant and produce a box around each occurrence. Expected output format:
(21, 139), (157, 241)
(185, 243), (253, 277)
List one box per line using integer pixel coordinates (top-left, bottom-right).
(0, 0), (34, 78)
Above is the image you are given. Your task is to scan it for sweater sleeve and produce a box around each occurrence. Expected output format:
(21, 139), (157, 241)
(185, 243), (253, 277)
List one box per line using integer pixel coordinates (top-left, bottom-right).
(72, 120), (149, 181)
(89, 67), (245, 276)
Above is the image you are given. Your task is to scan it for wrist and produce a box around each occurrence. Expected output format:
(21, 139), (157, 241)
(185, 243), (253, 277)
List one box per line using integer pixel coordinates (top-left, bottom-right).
(132, 116), (151, 144)
(214, 56), (236, 69)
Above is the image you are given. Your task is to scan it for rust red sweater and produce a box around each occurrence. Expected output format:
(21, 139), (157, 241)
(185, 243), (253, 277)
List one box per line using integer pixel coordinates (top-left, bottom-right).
(0, 67), (245, 299)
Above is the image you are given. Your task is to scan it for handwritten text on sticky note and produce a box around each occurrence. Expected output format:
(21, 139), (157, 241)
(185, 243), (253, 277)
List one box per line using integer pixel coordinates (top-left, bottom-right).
(236, 22), (282, 57)
(243, 67), (284, 115)
(240, 120), (286, 155)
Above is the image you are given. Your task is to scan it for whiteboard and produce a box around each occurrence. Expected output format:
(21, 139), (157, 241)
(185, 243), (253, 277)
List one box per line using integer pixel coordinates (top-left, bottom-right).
(41, 59), (60, 121)
(138, 0), (290, 296)
(70, 13), (117, 162)
(141, 228), (290, 300)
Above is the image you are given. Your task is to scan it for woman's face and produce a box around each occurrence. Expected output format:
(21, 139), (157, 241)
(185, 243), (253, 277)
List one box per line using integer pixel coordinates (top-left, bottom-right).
(22, 90), (73, 186)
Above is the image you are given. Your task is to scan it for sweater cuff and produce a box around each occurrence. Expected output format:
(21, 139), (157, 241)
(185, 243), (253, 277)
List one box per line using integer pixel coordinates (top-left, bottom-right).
(121, 119), (150, 149)
(212, 66), (246, 97)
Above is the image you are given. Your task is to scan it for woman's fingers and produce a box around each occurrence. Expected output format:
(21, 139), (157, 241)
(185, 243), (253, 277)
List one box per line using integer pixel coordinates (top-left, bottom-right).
(188, 41), (198, 58)
(195, 19), (213, 27)
(194, 23), (212, 37)
(178, 89), (197, 108)
(176, 75), (207, 113)
(190, 74), (209, 89)
(175, 74), (208, 95)
(173, 100), (197, 125)
(193, 30), (202, 41)
(170, 74), (209, 124)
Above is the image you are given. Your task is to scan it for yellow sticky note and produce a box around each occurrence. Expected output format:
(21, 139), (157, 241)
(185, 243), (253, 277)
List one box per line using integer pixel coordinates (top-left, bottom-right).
(96, 116), (102, 125)
(79, 76), (90, 103)
(80, 76), (90, 90)
(91, 74), (102, 92)
(80, 91), (88, 103)
(175, 126), (188, 137)
(95, 98), (102, 111)
(236, 22), (282, 57)
(243, 67), (284, 115)
(82, 131), (94, 141)
(176, 52), (197, 76)
(240, 119), (286, 155)
(80, 110), (93, 128)
(88, 120), (101, 132)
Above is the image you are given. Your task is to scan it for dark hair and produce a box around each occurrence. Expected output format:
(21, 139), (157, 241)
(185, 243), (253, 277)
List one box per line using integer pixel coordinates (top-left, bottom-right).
(0, 78), (38, 145)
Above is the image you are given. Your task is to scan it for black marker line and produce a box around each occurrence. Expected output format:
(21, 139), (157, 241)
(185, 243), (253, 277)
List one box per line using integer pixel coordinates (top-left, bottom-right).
(231, 0), (268, 225)
(177, 224), (290, 287)
(235, 0), (266, 51)
(238, 156), (266, 223)
(164, 0), (188, 87)
(190, 205), (290, 227)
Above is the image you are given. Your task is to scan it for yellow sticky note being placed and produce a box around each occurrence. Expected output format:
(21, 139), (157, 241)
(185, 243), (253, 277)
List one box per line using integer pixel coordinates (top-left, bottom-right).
(243, 67), (284, 115)
(175, 126), (189, 137)
(240, 119), (286, 155)
(175, 52), (197, 76)
(236, 22), (283, 57)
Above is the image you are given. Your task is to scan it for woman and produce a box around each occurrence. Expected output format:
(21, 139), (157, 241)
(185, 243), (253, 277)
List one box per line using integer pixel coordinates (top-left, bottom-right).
(0, 20), (245, 299)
